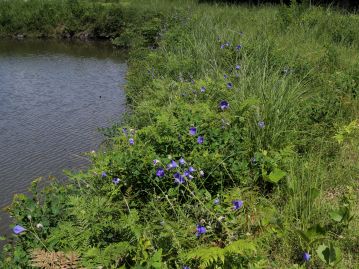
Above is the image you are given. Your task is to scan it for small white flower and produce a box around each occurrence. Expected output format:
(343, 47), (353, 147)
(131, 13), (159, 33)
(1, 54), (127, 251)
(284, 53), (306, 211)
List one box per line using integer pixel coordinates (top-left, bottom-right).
(36, 223), (44, 229)
(27, 215), (32, 220)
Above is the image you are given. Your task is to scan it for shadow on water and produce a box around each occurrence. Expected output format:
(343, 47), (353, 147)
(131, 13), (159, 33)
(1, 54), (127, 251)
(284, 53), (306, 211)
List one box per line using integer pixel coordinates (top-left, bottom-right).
(0, 39), (127, 62)
(0, 39), (127, 249)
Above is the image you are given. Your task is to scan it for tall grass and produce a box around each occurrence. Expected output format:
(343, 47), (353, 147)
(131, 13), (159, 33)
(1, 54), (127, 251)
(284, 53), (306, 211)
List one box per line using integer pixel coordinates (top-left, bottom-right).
(1, 1), (358, 268)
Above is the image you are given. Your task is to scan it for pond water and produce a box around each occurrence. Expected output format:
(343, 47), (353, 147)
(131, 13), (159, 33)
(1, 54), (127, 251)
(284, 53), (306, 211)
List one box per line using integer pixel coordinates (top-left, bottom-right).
(0, 40), (127, 236)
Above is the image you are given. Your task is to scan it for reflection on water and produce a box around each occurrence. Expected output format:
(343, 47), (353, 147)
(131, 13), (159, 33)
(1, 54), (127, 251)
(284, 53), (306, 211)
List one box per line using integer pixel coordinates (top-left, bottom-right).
(0, 39), (127, 237)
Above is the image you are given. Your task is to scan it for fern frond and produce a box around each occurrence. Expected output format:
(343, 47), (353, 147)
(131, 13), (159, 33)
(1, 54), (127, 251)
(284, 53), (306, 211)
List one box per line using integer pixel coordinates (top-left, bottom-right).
(185, 247), (225, 269)
(182, 240), (256, 268)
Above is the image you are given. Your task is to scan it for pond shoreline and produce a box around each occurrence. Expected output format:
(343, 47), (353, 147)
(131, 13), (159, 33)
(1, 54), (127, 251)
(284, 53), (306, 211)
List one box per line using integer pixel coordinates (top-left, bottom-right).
(0, 38), (127, 244)
(1, 1), (359, 268)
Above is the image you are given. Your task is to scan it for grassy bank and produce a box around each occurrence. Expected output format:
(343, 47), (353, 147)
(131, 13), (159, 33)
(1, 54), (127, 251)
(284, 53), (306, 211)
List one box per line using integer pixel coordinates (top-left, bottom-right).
(1, 0), (359, 268)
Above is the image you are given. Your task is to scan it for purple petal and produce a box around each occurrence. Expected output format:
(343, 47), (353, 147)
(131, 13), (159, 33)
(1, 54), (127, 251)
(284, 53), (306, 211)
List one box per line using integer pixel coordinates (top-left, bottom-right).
(112, 178), (120, 185)
(303, 252), (311, 262)
(13, 225), (26, 235)
(156, 168), (165, 177)
(179, 158), (185, 165)
(258, 121), (265, 129)
(220, 100), (229, 111)
(189, 127), (197, 136)
(232, 200), (243, 210)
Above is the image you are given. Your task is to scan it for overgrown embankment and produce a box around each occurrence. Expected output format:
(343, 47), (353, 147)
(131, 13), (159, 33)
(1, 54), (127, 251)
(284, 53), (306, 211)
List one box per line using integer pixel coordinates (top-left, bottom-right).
(1, 0), (359, 268)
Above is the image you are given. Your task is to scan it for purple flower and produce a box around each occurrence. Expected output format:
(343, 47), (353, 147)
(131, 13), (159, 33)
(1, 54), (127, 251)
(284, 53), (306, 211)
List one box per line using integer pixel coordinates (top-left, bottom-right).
(200, 86), (206, 92)
(199, 170), (205, 177)
(179, 158), (185, 165)
(197, 136), (204, 144)
(214, 198), (220, 205)
(227, 82), (233, 89)
(184, 170), (191, 177)
(174, 172), (185, 184)
(112, 178), (120, 185)
(156, 168), (165, 177)
(129, 138), (134, 145)
(232, 200), (243, 210)
(101, 171), (107, 177)
(224, 74), (228, 79)
(122, 128), (128, 135)
(189, 127), (197, 136)
(235, 65), (241, 70)
(258, 121), (265, 129)
(167, 160), (178, 170)
(183, 266), (190, 269)
(153, 159), (160, 165)
(13, 225), (26, 235)
(220, 44), (225, 49)
(219, 100), (229, 111)
(236, 44), (242, 50)
(196, 225), (207, 237)
(303, 252), (311, 262)
(189, 166), (196, 173)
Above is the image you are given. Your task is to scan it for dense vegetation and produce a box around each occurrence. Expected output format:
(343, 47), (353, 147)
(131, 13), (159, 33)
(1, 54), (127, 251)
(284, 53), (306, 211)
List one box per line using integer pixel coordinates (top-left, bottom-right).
(1, 0), (359, 268)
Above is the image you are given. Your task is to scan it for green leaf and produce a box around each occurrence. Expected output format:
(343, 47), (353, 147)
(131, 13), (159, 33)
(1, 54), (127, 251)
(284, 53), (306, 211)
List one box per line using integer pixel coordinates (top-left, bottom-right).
(148, 249), (163, 269)
(329, 207), (349, 223)
(316, 244), (340, 266)
(329, 210), (344, 222)
(267, 168), (286, 183)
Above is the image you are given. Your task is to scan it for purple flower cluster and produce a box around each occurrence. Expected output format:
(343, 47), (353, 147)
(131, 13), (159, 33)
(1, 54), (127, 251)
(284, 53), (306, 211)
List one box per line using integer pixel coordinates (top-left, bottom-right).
(155, 157), (200, 185)
(189, 127), (204, 145)
(122, 127), (135, 145)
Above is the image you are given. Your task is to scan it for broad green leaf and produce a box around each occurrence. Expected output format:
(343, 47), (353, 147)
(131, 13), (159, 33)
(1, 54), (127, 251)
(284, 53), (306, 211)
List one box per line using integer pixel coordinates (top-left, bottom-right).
(329, 210), (344, 222)
(316, 244), (340, 266)
(267, 168), (286, 183)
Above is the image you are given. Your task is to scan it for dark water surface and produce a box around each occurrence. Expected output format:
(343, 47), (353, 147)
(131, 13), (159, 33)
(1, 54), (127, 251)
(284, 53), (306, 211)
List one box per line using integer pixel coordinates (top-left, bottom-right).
(0, 40), (127, 236)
